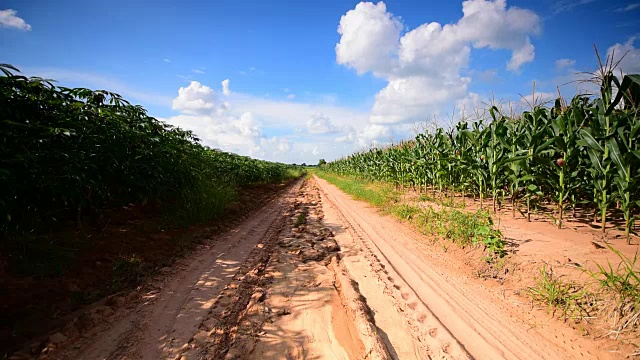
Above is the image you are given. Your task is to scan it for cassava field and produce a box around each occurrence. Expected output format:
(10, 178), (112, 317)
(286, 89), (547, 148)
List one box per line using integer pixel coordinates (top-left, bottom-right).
(2, 56), (640, 360)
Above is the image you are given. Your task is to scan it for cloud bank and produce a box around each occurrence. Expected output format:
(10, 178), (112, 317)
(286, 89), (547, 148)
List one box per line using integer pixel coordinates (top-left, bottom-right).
(336, 0), (541, 126)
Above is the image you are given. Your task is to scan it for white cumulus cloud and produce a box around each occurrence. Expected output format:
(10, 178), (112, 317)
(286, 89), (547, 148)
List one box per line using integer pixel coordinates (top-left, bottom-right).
(166, 81), (273, 156)
(336, 0), (541, 125)
(607, 37), (640, 75)
(163, 80), (367, 163)
(171, 81), (232, 116)
(0, 9), (31, 31)
(172, 81), (219, 114)
(336, 2), (402, 77)
(358, 124), (391, 146)
(162, 112), (264, 157)
(370, 76), (471, 124)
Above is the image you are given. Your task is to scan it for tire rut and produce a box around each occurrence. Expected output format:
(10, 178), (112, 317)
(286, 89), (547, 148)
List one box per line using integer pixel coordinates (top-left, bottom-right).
(314, 175), (609, 360)
(48, 178), (303, 360)
(317, 177), (469, 360)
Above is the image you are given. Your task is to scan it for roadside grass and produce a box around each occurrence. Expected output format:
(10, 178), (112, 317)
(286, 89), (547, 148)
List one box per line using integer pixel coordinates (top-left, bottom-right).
(170, 168), (304, 228)
(582, 246), (640, 334)
(286, 167), (307, 180)
(315, 170), (506, 260)
(315, 170), (399, 207)
(403, 204), (505, 260)
(527, 265), (595, 321)
(527, 247), (640, 338)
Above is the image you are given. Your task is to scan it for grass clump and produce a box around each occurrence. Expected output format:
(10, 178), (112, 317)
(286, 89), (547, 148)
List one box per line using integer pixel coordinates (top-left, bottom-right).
(173, 183), (237, 226)
(584, 246), (640, 334)
(392, 204), (420, 220)
(527, 247), (640, 341)
(295, 212), (307, 227)
(410, 206), (505, 260)
(528, 265), (593, 320)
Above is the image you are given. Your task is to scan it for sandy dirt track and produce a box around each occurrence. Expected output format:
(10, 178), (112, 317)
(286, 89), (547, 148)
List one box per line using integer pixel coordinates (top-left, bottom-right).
(42, 180), (303, 360)
(314, 175), (615, 360)
(26, 176), (622, 360)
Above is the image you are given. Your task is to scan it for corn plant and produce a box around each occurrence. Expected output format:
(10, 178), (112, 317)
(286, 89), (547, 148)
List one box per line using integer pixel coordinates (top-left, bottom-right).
(324, 55), (639, 241)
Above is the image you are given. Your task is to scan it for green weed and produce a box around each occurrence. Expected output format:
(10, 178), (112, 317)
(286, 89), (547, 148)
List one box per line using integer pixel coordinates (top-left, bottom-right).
(317, 171), (507, 260)
(583, 245), (640, 332)
(295, 212), (307, 227)
(392, 204), (420, 220)
(315, 171), (399, 207)
(315, 171), (507, 262)
(528, 265), (592, 320)
(410, 206), (505, 259)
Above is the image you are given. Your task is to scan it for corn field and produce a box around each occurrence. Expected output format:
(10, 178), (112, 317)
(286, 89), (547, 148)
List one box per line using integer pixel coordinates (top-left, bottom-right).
(0, 64), (299, 235)
(324, 60), (640, 242)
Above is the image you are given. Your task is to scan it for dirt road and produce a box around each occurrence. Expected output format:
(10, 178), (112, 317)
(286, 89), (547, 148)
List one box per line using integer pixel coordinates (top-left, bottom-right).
(28, 176), (619, 359)
(40, 180), (304, 360)
(315, 175), (616, 360)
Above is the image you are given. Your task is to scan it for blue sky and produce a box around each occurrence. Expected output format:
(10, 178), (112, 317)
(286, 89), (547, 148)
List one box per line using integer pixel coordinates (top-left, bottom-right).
(1, 0), (639, 164)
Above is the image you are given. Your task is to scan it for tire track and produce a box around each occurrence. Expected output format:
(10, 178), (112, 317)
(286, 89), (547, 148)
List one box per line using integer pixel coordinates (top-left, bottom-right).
(314, 175), (609, 360)
(317, 178), (469, 360)
(51, 178), (303, 360)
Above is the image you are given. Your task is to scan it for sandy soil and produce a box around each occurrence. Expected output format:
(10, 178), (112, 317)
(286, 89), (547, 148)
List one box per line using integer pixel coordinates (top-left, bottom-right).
(12, 175), (635, 359)
(29, 179), (304, 359)
(19, 178), (391, 360)
(404, 187), (640, 351)
(184, 180), (388, 360)
(315, 175), (623, 359)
